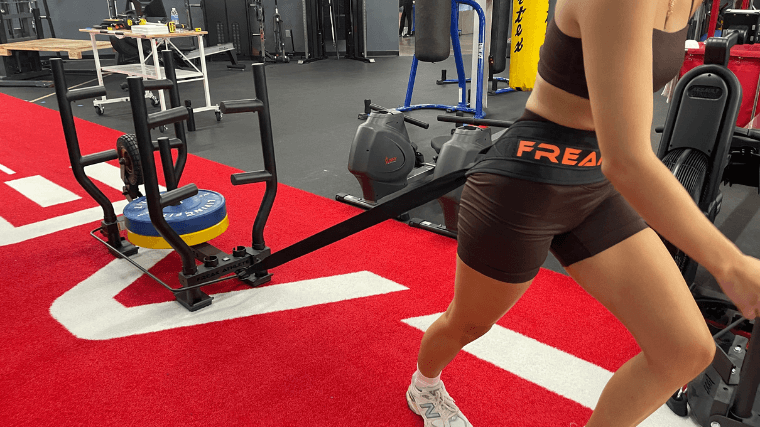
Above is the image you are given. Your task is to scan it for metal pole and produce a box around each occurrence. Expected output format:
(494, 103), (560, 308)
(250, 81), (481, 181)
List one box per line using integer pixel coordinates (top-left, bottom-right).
(51, 59), (121, 248)
(40, 0), (55, 38)
(450, 1), (467, 108)
(160, 49), (187, 184)
(90, 33), (106, 105)
(302, 0), (310, 59)
(362, 0), (368, 58)
(327, 0), (339, 58)
(127, 76), (197, 277)
(731, 318), (760, 418)
(250, 63), (278, 250)
(707, 0), (720, 39)
(404, 56), (419, 107)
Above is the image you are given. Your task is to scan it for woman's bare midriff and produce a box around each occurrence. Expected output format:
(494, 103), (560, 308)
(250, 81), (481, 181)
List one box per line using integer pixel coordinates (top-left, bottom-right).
(524, 0), (595, 131)
(524, 75), (596, 131)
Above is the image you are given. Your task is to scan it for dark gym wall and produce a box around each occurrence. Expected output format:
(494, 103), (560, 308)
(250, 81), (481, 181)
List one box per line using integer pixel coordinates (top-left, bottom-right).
(42, 0), (188, 53)
(42, 0), (399, 56)
(256, 0), (400, 55)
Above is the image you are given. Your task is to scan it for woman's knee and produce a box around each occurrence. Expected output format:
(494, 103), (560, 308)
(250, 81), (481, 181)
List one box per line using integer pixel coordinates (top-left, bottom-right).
(438, 308), (496, 346)
(646, 330), (716, 383)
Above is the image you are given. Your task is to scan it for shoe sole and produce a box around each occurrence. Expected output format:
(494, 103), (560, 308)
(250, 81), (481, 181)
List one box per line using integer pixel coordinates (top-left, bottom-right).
(406, 389), (422, 416)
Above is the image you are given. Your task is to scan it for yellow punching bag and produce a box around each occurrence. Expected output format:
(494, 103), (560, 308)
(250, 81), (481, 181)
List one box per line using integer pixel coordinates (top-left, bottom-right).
(509, 0), (550, 90)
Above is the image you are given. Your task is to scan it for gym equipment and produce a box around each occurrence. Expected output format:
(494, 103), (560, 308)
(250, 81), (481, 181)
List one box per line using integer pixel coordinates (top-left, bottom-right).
(337, 0), (373, 63)
(183, 0), (245, 70)
(300, 0), (327, 63)
(437, 0), (516, 96)
(248, 0), (290, 63)
(415, 0), (450, 62)
(52, 49), (189, 259)
(337, 101), (513, 238)
(271, 0), (289, 62)
(54, 57), (477, 312)
(656, 9), (760, 426)
(123, 189), (228, 249)
(202, 0), (268, 61)
(0, 0), (56, 86)
(207, 0), (289, 63)
(299, 0), (374, 64)
(400, 0), (487, 118)
(326, 0), (338, 59)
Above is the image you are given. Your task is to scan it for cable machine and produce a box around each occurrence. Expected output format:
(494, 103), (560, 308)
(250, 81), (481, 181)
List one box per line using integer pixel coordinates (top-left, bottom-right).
(299, 0), (374, 64)
(200, 0), (290, 63)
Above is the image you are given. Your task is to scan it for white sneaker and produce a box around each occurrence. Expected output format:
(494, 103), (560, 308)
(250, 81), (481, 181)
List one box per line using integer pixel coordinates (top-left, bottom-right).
(406, 374), (473, 427)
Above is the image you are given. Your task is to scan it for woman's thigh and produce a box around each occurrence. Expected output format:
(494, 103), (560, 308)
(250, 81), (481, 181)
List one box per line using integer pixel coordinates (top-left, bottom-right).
(444, 255), (533, 335)
(564, 228), (715, 372)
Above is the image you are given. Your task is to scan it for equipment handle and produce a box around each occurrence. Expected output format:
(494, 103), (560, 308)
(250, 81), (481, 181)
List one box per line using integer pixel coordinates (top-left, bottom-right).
(219, 99), (265, 114)
(142, 79), (175, 92)
(147, 107), (189, 129)
(67, 85), (107, 102)
(733, 127), (760, 141)
(656, 125), (760, 141)
(160, 183), (198, 208)
(437, 115), (513, 128)
(367, 103), (429, 129)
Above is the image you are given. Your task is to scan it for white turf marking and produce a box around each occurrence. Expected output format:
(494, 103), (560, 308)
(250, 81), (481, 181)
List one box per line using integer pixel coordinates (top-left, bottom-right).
(0, 164), (165, 246)
(50, 253), (408, 341)
(0, 163), (15, 174)
(402, 313), (700, 427)
(82, 162), (168, 195)
(5, 175), (81, 207)
(0, 200), (129, 246)
(85, 162), (132, 192)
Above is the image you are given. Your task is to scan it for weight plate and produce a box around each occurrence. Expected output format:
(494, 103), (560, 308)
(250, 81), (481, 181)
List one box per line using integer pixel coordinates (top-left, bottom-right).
(123, 189), (226, 237)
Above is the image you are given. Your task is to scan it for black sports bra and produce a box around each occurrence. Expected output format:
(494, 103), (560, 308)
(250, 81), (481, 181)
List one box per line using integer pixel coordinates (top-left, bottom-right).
(537, 17), (689, 99)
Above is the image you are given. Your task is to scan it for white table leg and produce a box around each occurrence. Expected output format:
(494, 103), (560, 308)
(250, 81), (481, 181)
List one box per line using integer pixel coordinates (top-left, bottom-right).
(90, 33), (106, 103)
(198, 35), (212, 109)
(137, 36), (147, 76)
(151, 38), (166, 111)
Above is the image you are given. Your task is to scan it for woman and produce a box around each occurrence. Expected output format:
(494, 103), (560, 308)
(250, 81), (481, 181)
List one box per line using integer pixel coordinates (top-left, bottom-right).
(405, 0), (760, 426)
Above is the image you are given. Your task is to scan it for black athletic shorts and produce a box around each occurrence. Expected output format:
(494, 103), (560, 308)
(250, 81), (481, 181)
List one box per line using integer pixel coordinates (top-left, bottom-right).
(457, 118), (649, 283)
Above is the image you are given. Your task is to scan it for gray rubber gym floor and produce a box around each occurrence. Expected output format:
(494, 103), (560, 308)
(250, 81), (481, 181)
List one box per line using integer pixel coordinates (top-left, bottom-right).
(3, 52), (759, 298)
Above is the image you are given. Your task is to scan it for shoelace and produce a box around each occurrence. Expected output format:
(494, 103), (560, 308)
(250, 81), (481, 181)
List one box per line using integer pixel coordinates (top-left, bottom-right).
(423, 388), (460, 419)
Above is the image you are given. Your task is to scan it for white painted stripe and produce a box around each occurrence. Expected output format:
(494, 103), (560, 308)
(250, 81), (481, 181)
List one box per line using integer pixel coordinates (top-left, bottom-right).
(83, 162), (167, 193)
(85, 162), (132, 192)
(51, 263), (408, 341)
(0, 214), (13, 233)
(0, 163), (15, 174)
(402, 313), (700, 427)
(0, 163), (166, 246)
(5, 175), (81, 207)
(0, 200), (129, 246)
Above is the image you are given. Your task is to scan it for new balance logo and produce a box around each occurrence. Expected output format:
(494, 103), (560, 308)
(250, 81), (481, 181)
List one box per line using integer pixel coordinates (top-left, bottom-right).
(419, 403), (441, 419)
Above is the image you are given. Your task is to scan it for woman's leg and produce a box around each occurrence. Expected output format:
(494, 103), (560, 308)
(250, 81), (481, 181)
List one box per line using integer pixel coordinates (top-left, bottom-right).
(399, 7), (408, 35)
(564, 228), (716, 427)
(417, 255), (533, 378)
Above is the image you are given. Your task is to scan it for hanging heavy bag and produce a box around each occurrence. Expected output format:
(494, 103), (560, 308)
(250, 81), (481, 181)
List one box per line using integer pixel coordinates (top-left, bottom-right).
(415, 0), (452, 62)
(491, 0), (511, 73)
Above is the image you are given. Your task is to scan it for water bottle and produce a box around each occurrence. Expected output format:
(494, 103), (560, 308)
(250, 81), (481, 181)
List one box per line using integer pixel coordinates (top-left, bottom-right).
(170, 8), (179, 24)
